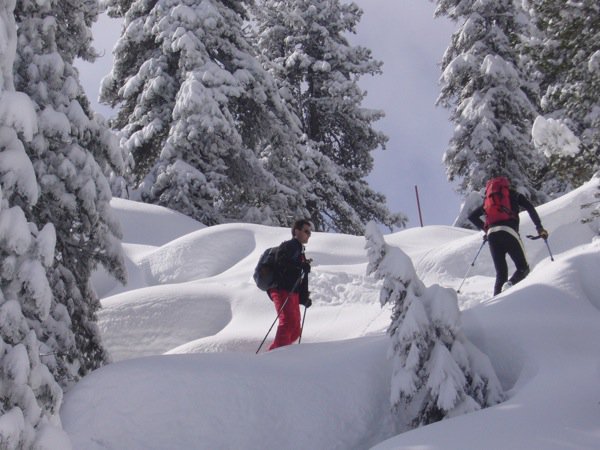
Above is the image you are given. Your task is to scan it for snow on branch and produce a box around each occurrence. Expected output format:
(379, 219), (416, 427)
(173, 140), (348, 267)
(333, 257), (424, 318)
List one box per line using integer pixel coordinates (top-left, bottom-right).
(532, 116), (581, 158)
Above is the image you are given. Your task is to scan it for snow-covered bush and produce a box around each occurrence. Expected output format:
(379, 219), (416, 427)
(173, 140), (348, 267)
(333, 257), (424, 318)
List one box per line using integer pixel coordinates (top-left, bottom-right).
(365, 222), (504, 429)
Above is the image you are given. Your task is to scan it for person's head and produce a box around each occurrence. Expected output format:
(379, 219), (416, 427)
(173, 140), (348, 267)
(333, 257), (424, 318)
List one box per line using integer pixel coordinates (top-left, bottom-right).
(292, 219), (312, 244)
(489, 171), (510, 182)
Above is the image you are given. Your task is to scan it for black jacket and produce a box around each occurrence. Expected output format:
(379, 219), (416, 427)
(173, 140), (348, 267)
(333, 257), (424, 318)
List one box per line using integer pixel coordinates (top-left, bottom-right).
(469, 189), (543, 232)
(274, 238), (309, 302)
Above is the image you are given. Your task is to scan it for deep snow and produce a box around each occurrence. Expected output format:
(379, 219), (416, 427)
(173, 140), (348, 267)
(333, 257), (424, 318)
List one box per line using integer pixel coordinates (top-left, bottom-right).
(61, 177), (600, 449)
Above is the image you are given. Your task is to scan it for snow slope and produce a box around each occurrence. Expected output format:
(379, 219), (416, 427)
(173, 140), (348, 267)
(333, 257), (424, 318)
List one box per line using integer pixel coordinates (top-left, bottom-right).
(61, 177), (600, 449)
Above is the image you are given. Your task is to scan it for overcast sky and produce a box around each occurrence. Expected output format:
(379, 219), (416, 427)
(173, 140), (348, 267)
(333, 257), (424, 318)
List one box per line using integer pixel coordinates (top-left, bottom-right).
(76, 0), (461, 228)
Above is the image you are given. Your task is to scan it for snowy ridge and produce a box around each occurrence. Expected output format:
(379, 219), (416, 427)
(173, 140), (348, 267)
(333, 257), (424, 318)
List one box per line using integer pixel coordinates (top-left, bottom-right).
(61, 177), (600, 449)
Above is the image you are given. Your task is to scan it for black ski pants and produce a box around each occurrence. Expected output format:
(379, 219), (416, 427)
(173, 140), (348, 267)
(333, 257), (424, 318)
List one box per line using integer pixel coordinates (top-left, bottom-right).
(488, 229), (530, 295)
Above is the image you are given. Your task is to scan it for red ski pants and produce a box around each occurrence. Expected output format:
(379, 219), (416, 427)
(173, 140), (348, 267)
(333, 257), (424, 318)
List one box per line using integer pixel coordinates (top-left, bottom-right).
(268, 289), (301, 350)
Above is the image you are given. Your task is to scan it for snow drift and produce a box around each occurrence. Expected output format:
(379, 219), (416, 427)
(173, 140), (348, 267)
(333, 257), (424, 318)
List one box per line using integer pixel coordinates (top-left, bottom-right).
(61, 177), (600, 449)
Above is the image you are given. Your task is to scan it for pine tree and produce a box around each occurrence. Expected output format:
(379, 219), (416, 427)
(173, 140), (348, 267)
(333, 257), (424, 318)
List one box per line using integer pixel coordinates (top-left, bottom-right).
(102, 0), (312, 226)
(435, 0), (545, 203)
(101, 0), (177, 188)
(13, 0), (127, 384)
(524, 0), (600, 193)
(580, 172), (600, 231)
(253, 0), (403, 234)
(365, 222), (503, 429)
(0, 2), (70, 447)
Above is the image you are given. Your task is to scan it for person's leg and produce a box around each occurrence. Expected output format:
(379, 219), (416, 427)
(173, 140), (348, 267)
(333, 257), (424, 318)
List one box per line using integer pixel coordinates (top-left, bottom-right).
(268, 290), (301, 350)
(288, 293), (302, 343)
(506, 235), (530, 285)
(488, 233), (508, 295)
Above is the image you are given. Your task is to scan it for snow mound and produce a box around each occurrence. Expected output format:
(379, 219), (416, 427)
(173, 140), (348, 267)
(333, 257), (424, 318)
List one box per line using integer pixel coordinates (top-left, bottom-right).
(376, 240), (600, 450)
(99, 284), (232, 361)
(60, 177), (600, 449)
(111, 197), (204, 246)
(62, 338), (393, 450)
(137, 225), (256, 285)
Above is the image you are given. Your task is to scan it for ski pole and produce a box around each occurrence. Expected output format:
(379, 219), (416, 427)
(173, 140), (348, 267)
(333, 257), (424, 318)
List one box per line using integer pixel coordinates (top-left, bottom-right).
(255, 296), (290, 354)
(298, 305), (308, 344)
(457, 239), (487, 293)
(526, 235), (555, 261)
(256, 270), (305, 354)
(543, 238), (554, 261)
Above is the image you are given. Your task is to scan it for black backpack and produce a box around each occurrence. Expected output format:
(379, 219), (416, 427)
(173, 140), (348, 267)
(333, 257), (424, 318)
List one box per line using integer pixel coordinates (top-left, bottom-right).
(253, 246), (279, 291)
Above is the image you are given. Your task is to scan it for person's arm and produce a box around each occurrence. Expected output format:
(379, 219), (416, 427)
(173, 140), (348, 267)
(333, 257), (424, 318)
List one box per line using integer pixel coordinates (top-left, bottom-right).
(517, 193), (548, 237)
(517, 193), (543, 229)
(299, 275), (311, 307)
(468, 204), (486, 231)
(276, 240), (303, 288)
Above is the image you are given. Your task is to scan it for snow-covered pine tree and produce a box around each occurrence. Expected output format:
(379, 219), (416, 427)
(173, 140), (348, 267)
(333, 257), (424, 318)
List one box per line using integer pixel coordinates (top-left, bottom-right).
(13, 0), (127, 384)
(435, 0), (545, 203)
(365, 222), (503, 429)
(580, 172), (600, 231)
(0, 2), (71, 447)
(102, 0), (311, 226)
(530, 114), (583, 195)
(101, 0), (176, 190)
(253, 0), (404, 234)
(524, 0), (600, 194)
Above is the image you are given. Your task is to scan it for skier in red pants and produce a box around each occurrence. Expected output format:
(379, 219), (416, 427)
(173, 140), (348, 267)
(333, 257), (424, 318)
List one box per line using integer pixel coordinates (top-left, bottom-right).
(267, 219), (312, 350)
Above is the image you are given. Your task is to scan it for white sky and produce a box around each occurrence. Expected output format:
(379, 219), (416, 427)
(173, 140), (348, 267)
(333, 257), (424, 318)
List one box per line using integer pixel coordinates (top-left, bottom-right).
(76, 0), (461, 228)
(352, 0), (460, 227)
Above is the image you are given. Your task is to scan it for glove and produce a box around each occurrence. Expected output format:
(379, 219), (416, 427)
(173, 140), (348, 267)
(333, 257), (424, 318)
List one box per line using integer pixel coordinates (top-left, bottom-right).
(300, 292), (312, 308)
(482, 233), (488, 242)
(301, 260), (311, 274)
(537, 227), (549, 240)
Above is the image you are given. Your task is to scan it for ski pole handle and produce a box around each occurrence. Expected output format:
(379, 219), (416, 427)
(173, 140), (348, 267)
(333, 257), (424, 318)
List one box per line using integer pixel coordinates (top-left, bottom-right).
(526, 234), (543, 240)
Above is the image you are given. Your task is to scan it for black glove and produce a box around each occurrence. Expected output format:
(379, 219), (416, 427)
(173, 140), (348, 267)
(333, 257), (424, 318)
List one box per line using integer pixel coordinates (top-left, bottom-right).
(537, 227), (549, 240)
(301, 260), (311, 274)
(300, 290), (312, 308)
(482, 233), (488, 242)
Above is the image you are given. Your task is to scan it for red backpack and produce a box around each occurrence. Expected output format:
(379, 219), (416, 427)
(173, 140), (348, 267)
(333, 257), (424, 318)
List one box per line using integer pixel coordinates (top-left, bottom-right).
(483, 177), (515, 228)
